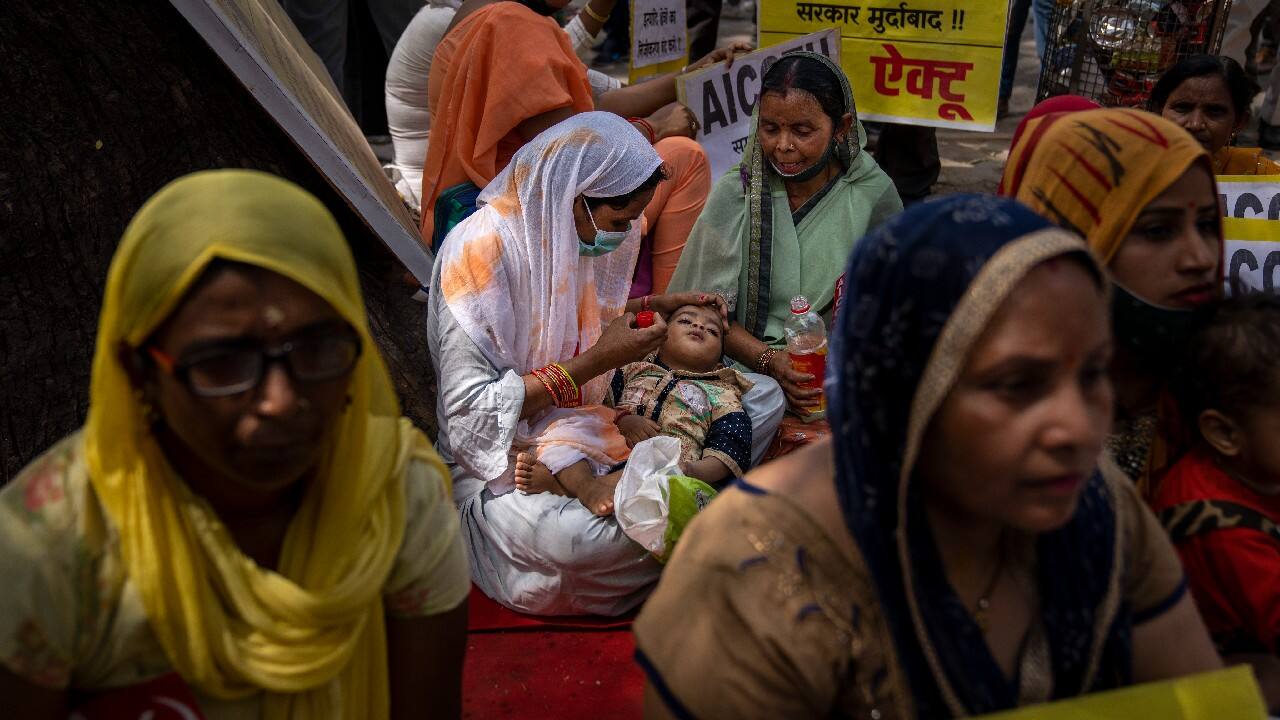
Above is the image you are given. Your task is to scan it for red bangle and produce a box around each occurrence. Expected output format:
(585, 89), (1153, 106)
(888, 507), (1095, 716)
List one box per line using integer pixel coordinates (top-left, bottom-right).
(628, 117), (657, 144)
(533, 363), (581, 408)
(532, 366), (560, 404)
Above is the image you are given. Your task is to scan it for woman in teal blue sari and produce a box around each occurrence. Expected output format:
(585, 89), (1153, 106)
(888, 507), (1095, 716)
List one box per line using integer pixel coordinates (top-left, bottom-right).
(666, 51), (901, 410)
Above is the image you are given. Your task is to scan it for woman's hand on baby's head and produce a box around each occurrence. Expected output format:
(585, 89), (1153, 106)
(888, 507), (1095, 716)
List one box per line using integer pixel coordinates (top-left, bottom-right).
(652, 292), (728, 324)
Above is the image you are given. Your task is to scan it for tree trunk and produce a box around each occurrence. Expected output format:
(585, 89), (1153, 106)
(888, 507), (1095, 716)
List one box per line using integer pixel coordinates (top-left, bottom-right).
(0, 0), (436, 483)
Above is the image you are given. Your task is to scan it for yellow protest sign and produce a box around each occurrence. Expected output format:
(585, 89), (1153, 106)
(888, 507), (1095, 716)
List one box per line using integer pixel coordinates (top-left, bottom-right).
(976, 666), (1266, 719)
(759, 0), (1009, 131)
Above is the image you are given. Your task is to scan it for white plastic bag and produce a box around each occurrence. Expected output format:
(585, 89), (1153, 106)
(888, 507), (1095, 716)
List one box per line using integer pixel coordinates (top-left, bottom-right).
(613, 436), (683, 555)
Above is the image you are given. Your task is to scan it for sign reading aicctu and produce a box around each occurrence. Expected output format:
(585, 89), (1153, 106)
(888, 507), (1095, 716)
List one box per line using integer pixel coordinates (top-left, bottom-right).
(697, 30), (838, 139)
(1217, 179), (1280, 295)
(677, 29), (840, 179)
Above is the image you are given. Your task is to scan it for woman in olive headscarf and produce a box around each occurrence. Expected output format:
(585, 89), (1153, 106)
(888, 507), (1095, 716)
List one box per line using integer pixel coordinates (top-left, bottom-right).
(0, 170), (470, 718)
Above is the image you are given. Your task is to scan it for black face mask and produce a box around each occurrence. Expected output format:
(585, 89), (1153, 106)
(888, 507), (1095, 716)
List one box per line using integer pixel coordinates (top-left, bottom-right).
(769, 137), (837, 183)
(516, 0), (560, 16)
(1111, 283), (1213, 371)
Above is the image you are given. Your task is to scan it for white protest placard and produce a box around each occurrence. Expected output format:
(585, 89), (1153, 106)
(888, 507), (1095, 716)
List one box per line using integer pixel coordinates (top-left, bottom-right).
(676, 28), (840, 180)
(1223, 217), (1280, 294)
(1218, 175), (1280, 220)
(630, 0), (687, 81)
(170, 0), (436, 285)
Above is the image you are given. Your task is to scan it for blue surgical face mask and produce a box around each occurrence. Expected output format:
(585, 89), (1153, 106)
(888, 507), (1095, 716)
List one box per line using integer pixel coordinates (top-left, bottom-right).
(580, 198), (631, 257)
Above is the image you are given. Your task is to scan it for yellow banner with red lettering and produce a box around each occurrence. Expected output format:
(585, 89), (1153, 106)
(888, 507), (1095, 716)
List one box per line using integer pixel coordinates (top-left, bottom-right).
(759, 0), (1009, 131)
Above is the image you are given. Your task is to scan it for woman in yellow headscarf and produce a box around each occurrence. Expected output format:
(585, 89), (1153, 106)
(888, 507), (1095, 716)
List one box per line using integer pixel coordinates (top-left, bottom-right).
(1001, 108), (1222, 494)
(0, 170), (470, 718)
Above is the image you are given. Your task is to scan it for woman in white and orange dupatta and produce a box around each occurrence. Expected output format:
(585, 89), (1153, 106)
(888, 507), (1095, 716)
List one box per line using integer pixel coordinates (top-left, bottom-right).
(427, 113), (786, 616)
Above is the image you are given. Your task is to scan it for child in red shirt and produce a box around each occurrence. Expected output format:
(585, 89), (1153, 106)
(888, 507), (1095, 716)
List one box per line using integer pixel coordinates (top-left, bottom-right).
(1153, 294), (1280, 657)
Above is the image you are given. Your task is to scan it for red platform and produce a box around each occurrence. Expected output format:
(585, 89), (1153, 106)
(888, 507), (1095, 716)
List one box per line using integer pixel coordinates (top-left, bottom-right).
(463, 587), (644, 719)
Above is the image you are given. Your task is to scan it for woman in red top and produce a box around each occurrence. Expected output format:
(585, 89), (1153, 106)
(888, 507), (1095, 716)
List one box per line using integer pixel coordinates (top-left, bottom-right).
(1154, 293), (1280, 710)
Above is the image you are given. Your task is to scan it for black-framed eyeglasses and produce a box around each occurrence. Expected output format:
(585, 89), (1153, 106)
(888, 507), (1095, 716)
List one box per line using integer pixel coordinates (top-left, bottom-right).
(146, 324), (362, 398)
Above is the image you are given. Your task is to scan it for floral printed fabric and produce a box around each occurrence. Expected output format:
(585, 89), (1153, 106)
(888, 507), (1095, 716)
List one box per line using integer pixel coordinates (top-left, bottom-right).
(0, 432), (469, 714)
(609, 359), (755, 477)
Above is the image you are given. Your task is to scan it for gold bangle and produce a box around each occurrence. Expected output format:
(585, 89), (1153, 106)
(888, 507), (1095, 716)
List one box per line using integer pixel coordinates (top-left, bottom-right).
(582, 1), (610, 23)
(756, 347), (778, 376)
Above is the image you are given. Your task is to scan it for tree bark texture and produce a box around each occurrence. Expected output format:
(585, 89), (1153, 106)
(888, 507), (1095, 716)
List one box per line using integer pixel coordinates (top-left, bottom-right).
(0, 0), (436, 483)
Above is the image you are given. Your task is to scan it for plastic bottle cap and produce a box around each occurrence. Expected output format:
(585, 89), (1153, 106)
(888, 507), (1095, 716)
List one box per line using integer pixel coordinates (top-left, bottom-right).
(790, 295), (811, 314)
(635, 310), (655, 328)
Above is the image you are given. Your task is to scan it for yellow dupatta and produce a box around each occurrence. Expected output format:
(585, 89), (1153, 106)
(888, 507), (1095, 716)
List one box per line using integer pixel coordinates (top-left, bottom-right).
(1003, 107), (1208, 263)
(1004, 109), (1215, 495)
(83, 170), (441, 718)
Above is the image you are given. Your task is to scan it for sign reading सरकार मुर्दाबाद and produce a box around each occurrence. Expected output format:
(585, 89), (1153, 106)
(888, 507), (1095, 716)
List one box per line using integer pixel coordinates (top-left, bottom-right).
(675, 28), (840, 180)
(759, 0), (1009, 131)
(1217, 175), (1280, 296)
(629, 0), (687, 82)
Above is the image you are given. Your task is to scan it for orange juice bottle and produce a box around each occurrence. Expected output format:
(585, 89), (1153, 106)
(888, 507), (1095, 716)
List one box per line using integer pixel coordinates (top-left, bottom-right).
(783, 295), (827, 422)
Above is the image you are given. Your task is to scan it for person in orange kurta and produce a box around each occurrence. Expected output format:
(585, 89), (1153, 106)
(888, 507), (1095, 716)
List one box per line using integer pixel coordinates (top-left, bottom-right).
(1149, 54), (1280, 176)
(421, 0), (742, 295)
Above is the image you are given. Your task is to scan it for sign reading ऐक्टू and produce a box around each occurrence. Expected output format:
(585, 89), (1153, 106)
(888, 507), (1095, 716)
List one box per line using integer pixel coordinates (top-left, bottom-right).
(676, 28), (840, 180)
(759, 0), (1009, 131)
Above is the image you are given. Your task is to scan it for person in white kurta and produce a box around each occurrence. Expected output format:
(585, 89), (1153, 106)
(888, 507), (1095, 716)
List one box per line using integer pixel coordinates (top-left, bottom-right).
(384, 0), (621, 210)
(427, 113), (784, 616)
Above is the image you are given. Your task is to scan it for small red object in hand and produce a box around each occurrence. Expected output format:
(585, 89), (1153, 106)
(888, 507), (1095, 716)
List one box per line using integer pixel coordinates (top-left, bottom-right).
(635, 310), (655, 328)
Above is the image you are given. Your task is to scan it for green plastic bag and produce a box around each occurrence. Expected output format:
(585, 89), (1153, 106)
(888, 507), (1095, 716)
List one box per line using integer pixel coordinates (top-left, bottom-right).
(659, 475), (718, 562)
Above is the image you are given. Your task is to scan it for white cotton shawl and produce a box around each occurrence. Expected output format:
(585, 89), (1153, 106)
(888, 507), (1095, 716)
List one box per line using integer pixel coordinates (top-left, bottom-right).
(436, 112), (662, 409)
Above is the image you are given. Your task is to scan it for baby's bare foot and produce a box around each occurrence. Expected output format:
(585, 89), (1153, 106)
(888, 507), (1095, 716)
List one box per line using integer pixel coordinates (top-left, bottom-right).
(577, 473), (621, 517)
(514, 453), (564, 495)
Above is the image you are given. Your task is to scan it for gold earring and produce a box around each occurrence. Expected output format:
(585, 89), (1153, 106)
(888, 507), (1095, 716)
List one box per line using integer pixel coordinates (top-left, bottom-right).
(133, 390), (161, 427)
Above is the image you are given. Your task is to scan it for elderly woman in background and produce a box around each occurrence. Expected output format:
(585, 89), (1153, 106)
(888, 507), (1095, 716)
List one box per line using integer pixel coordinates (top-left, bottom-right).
(1003, 108), (1221, 491)
(635, 195), (1225, 718)
(1149, 55), (1280, 176)
(428, 113), (785, 616)
(0, 170), (470, 718)
(667, 52), (901, 413)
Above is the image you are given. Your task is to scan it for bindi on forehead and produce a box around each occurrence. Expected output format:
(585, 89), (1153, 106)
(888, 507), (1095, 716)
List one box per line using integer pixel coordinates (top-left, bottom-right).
(262, 305), (286, 329)
(159, 267), (338, 348)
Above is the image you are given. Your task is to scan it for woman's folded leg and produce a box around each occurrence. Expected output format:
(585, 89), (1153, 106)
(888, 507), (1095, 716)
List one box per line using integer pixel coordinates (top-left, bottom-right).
(455, 473), (662, 616)
(741, 372), (786, 468)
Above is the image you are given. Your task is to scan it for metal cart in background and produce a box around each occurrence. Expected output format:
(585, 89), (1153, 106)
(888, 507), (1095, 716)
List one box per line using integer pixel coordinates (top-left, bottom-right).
(1037, 0), (1234, 107)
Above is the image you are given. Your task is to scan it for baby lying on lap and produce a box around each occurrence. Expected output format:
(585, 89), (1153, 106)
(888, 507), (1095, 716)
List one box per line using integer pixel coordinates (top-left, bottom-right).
(515, 304), (753, 514)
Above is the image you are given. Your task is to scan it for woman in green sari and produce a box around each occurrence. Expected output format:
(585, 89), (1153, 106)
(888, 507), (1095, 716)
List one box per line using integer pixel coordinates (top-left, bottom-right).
(667, 51), (902, 410)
